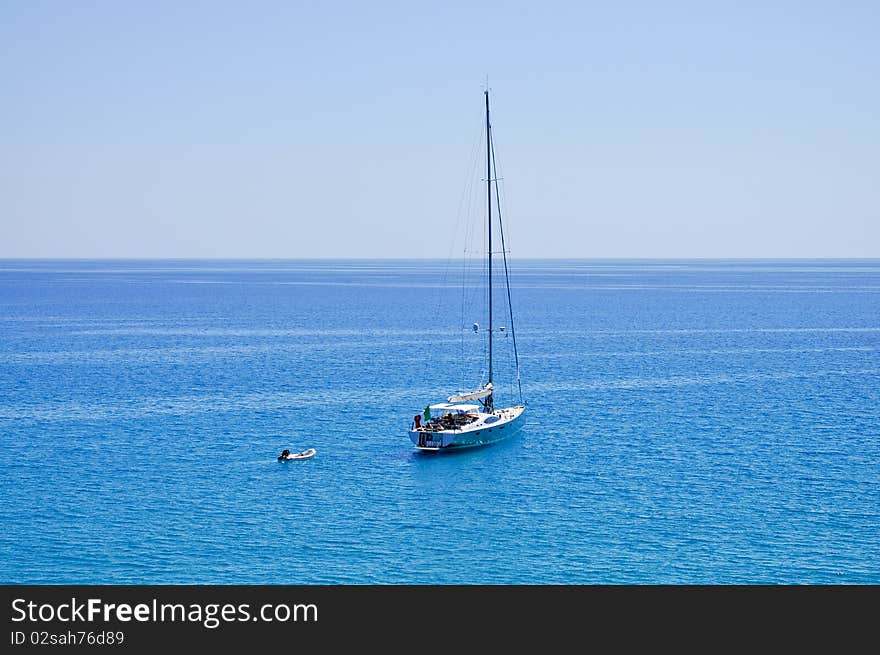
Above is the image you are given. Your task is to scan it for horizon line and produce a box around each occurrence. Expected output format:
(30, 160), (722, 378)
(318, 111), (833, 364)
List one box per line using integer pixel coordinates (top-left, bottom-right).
(1, 256), (879, 262)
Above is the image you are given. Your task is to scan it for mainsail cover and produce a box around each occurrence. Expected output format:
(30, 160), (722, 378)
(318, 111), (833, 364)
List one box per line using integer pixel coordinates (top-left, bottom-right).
(448, 383), (493, 403)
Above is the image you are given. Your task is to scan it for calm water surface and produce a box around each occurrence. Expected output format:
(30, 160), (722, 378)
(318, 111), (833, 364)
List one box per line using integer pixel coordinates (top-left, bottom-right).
(1, 259), (878, 583)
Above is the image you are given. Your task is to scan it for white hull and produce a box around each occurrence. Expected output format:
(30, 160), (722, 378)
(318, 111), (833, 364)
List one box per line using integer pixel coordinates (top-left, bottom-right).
(409, 405), (525, 451)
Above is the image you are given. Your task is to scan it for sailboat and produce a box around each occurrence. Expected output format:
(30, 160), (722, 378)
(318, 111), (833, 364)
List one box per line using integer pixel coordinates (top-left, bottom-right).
(408, 90), (526, 451)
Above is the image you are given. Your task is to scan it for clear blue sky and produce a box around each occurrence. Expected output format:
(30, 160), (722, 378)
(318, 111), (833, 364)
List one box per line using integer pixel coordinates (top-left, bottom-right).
(1, 1), (878, 258)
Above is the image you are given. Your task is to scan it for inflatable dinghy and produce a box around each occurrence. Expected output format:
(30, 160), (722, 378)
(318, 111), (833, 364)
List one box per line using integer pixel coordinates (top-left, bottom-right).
(278, 448), (316, 461)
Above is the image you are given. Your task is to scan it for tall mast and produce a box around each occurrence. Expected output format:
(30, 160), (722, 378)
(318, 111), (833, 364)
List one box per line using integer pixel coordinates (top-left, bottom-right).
(485, 90), (493, 386)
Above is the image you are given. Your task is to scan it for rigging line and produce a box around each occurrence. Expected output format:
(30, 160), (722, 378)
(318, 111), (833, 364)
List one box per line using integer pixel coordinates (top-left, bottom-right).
(449, 110), (485, 283)
(489, 122), (524, 405)
(456, 119), (488, 384)
(458, 116), (484, 376)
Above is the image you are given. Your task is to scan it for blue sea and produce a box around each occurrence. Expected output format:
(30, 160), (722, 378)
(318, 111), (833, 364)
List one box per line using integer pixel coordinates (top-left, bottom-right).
(1, 259), (878, 584)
